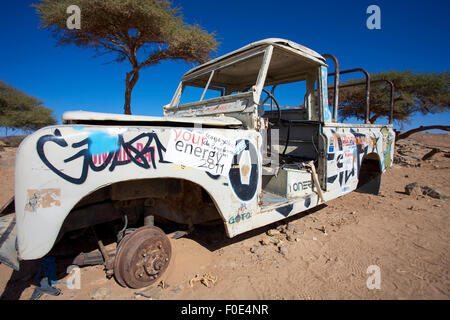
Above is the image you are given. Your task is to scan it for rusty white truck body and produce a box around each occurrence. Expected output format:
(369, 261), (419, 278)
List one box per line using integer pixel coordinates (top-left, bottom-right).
(0, 39), (394, 280)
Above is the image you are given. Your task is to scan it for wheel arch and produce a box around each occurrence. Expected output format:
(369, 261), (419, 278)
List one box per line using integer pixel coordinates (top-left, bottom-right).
(57, 176), (227, 242)
(357, 152), (382, 195)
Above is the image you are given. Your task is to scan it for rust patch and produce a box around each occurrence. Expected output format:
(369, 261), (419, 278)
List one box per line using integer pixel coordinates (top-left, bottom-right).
(206, 104), (232, 112)
(25, 188), (61, 212)
(241, 165), (250, 177)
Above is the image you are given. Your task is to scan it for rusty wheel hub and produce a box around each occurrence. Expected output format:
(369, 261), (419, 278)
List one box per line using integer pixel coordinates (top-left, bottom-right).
(113, 226), (171, 289)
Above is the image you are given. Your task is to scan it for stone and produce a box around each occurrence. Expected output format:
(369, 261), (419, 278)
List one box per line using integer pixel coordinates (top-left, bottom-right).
(250, 246), (263, 255)
(286, 223), (299, 233)
(267, 229), (280, 236)
(271, 237), (282, 246)
(88, 287), (111, 300)
(278, 246), (288, 256)
(286, 235), (294, 242)
(260, 238), (271, 246)
(319, 225), (327, 234)
(421, 186), (449, 199)
(139, 286), (162, 299)
(405, 182), (421, 196)
(171, 285), (183, 294)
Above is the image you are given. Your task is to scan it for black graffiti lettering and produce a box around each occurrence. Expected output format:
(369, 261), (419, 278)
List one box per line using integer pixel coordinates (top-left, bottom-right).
(344, 168), (355, 184)
(336, 154), (344, 169)
(37, 129), (168, 185)
(206, 172), (221, 180)
(291, 180), (312, 192)
(327, 175), (338, 184)
(37, 129), (90, 184)
(172, 139), (222, 165)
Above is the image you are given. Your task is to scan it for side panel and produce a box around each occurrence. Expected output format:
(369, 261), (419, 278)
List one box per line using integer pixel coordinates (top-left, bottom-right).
(322, 125), (395, 197)
(15, 125), (262, 260)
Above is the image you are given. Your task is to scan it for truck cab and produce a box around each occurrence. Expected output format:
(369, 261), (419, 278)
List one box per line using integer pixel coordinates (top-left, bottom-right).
(165, 38), (394, 212)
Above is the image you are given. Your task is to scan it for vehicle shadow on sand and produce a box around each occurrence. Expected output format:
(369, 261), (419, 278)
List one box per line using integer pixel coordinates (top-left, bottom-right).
(0, 203), (326, 299)
(186, 204), (327, 252)
(0, 226), (115, 300)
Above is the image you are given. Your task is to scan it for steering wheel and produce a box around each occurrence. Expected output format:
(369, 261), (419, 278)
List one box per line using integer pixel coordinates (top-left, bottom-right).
(261, 88), (281, 124)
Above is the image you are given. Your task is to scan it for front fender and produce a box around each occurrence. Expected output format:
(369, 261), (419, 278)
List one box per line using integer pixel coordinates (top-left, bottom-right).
(15, 125), (261, 260)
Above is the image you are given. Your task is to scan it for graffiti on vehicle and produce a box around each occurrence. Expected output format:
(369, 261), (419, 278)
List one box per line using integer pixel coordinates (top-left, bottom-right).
(276, 203), (293, 217)
(228, 139), (259, 202)
(289, 180), (312, 193)
(228, 204), (252, 224)
(165, 129), (235, 177)
(304, 197), (311, 208)
(326, 129), (370, 187)
(369, 132), (380, 153)
(37, 129), (168, 185)
(321, 66), (332, 122)
(25, 188), (61, 212)
(206, 171), (221, 180)
(381, 127), (394, 169)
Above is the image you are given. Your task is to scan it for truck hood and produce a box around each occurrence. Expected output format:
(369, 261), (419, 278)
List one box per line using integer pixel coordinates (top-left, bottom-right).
(62, 111), (242, 127)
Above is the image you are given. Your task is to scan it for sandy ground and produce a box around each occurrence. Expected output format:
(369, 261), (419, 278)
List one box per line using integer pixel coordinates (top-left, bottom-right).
(0, 132), (449, 300)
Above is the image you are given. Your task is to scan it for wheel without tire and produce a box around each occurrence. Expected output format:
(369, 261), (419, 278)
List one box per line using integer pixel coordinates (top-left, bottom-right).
(113, 226), (172, 289)
(113, 232), (133, 287)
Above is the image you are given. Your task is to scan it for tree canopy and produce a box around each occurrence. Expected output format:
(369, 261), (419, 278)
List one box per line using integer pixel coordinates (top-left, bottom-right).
(334, 70), (449, 125)
(34, 0), (218, 114)
(0, 80), (56, 135)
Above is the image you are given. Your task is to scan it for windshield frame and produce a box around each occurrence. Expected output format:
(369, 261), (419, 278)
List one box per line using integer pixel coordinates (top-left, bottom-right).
(168, 45), (274, 109)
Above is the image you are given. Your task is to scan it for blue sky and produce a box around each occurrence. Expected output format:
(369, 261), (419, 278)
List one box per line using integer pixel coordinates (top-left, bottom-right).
(1, 0), (449, 131)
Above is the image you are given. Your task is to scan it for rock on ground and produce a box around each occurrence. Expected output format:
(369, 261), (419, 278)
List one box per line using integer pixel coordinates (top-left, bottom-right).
(421, 186), (449, 199)
(405, 182), (421, 196)
(88, 287), (111, 300)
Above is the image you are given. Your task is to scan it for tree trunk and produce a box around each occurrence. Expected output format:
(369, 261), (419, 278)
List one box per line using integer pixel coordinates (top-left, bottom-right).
(124, 69), (140, 115)
(396, 125), (450, 142)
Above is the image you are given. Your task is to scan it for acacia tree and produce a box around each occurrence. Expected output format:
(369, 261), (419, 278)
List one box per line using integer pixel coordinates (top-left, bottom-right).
(34, 0), (218, 114)
(0, 80), (56, 135)
(333, 70), (450, 141)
